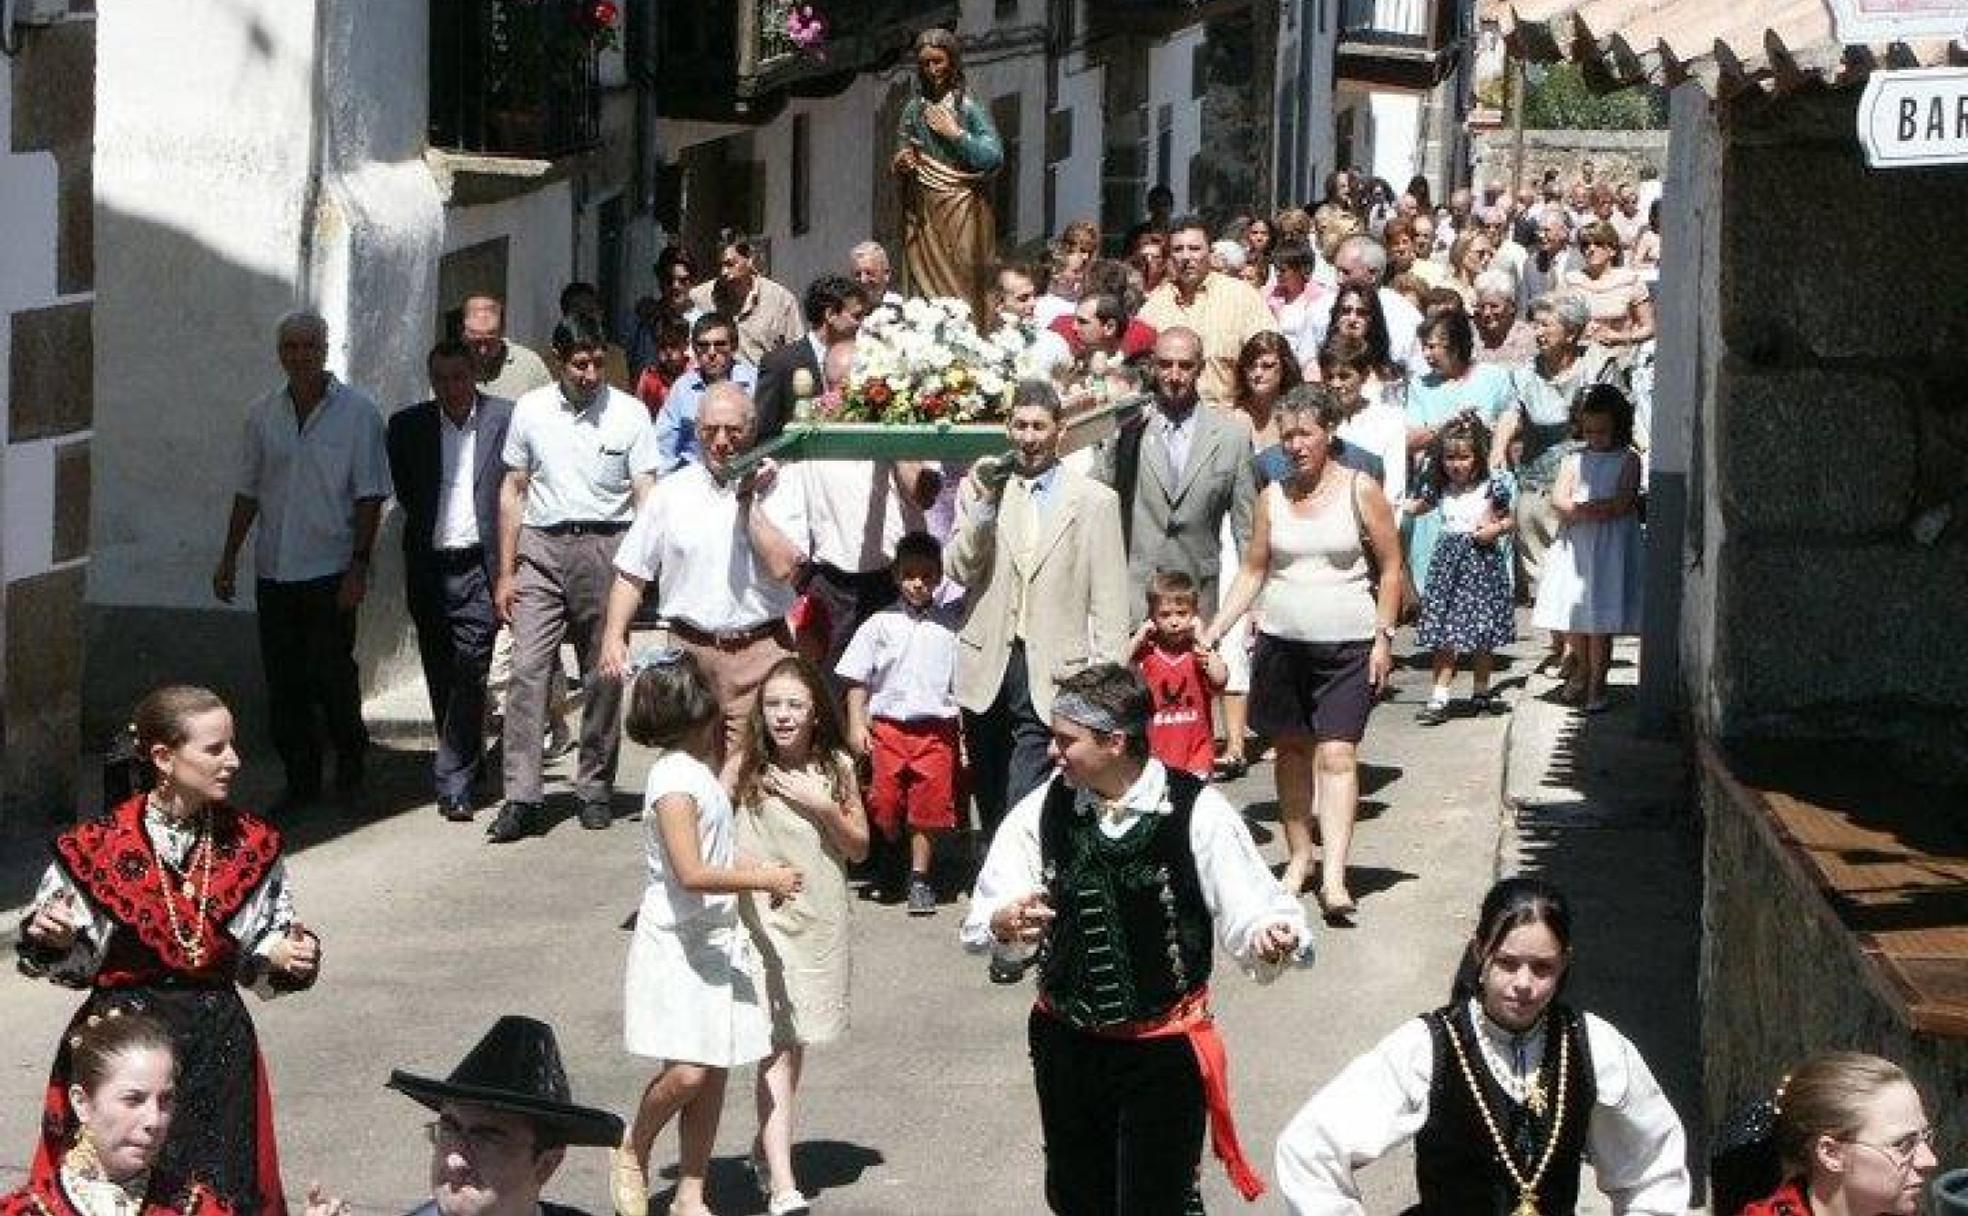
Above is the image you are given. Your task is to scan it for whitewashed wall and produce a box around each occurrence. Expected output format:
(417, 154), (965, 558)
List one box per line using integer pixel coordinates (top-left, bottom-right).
(1339, 84), (1423, 188)
(91, 0), (444, 611)
(1051, 46), (1106, 231)
(1149, 25), (1206, 207)
(751, 75), (890, 293)
(445, 184), (578, 354)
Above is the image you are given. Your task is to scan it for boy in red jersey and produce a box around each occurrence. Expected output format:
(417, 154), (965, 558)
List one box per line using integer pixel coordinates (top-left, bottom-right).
(1132, 571), (1227, 779)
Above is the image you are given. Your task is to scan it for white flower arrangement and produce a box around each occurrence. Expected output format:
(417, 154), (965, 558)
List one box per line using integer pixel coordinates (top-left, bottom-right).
(805, 296), (1030, 425)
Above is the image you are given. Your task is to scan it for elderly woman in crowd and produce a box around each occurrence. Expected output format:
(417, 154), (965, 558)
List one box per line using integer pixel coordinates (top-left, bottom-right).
(1204, 386), (1405, 923)
(1445, 229), (1496, 310)
(1404, 310), (1515, 598)
(1494, 292), (1624, 674)
(1564, 219), (1655, 360)
(1471, 270), (1538, 366)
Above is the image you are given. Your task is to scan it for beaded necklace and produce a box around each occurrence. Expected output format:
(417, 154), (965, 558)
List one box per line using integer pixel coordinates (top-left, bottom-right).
(1443, 1008), (1573, 1216)
(148, 797), (215, 968)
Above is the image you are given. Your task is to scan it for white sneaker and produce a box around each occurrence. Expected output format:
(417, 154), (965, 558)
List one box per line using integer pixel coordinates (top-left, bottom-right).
(767, 1191), (810, 1216)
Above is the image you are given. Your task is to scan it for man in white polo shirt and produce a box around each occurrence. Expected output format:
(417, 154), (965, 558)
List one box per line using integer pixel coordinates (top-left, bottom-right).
(213, 310), (391, 808)
(599, 381), (808, 787)
(489, 313), (661, 843)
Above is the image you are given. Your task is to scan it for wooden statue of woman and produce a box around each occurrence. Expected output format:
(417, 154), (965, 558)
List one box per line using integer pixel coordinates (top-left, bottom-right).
(893, 28), (1003, 325)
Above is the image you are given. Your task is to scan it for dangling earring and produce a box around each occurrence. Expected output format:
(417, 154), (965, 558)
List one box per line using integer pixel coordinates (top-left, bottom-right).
(66, 1125), (104, 1178)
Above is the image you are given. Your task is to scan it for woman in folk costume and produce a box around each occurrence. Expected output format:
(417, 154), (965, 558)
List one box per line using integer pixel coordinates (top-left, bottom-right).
(15, 686), (321, 1216)
(892, 27), (1002, 324)
(1275, 876), (1690, 1215)
(0, 1010), (230, 1216)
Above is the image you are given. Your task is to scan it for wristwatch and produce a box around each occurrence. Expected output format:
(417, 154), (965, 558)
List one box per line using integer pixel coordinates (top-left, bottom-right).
(1376, 624), (1398, 642)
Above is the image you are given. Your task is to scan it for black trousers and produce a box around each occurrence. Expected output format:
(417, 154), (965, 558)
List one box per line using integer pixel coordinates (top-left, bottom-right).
(1029, 1007), (1207, 1216)
(407, 549), (498, 802)
(255, 573), (367, 792)
(805, 562), (898, 684)
(962, 641), (1053, 841)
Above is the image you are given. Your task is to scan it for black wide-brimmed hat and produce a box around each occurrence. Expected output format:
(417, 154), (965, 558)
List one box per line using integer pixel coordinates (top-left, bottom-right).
(387, 1015), (623, 1148)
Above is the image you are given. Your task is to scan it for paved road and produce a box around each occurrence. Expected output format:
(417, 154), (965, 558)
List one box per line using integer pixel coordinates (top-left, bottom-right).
(0, 655), (1516, 1215)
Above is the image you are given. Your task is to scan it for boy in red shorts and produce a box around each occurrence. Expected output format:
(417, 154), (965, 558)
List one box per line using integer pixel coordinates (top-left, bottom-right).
(837, 532), (963, 915)
(1133, 570), (1228, 779)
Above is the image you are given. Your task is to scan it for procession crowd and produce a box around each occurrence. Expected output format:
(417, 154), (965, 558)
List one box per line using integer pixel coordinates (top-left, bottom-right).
(8, 158), (1947, 1216)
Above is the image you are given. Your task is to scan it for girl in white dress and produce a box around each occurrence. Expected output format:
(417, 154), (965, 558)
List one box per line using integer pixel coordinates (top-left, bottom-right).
(1531, 385), (1643, 713)
(1275, 877), (1691, 1216)
(614, 651), (804, 1216)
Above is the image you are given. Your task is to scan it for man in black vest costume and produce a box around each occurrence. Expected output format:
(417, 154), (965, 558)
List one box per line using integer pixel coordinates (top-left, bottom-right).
(963, 663), (1311, 1214)
(1274, 877), (1690, 1215)
(389, 1016), (623, 1216)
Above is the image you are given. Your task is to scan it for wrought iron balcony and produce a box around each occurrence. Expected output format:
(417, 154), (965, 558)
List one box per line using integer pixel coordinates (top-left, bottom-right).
(656, 0), (958, 124)
(430, 0), (604, 159)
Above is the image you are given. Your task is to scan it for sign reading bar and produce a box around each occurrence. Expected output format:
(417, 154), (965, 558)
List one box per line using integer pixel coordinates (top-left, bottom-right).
(1830, 0), (1968, 43)
(1858, 67), (1968, 169)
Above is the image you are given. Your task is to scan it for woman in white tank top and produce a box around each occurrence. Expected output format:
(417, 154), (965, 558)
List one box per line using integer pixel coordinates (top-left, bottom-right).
(1202, 386), (1406, 924)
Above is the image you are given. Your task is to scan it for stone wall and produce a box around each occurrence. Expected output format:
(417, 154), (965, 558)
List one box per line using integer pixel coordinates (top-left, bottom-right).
(1700, 751), (1968, 1162)
(1704, 87), (1968, 780)
(1469, 126), (1667, 191)
(3, 9), (95, 828)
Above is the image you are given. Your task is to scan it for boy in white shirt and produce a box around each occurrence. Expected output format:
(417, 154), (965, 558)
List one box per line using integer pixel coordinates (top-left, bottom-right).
(836, 532), (964, 915)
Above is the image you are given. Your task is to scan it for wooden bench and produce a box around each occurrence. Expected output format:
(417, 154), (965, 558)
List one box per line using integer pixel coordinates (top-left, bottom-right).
(1702, 739), (1968, 1037)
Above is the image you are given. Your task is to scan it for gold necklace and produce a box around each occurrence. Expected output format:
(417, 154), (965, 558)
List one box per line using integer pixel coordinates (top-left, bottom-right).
(1443, 1011), (1572, 1216)
(149, 800), (215, 967)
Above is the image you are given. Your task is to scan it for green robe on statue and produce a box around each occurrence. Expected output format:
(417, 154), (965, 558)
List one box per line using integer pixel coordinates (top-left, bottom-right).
(896, 92), (1003, 325)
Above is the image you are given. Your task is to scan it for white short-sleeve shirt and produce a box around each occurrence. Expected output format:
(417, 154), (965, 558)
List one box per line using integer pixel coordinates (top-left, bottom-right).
(835, 601), (962, 721)
(235, 376), (392, 582)
(502, 384), (660, 527)
(638, 750), (737, 928)
(613, 460), (808, 632)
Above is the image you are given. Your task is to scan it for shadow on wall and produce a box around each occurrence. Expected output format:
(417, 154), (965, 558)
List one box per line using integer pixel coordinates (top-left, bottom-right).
(1512, 705), (1708, 1198)
(82, 203), (420, 785)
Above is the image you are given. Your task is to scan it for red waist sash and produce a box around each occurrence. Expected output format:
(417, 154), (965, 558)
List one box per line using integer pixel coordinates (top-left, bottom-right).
(1037, 986), (1266, 1201)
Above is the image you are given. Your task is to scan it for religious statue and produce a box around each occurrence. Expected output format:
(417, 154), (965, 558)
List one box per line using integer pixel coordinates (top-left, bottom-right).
(893, 28), (1003, 325)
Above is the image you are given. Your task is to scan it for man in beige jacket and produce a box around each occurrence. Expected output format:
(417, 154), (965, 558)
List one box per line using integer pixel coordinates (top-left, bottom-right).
(948, 380), (1130, 849)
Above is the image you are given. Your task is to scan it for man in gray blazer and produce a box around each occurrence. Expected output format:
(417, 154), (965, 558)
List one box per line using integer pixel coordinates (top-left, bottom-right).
(1091, 326), (1257, 619)
(387, 339), (515, 821)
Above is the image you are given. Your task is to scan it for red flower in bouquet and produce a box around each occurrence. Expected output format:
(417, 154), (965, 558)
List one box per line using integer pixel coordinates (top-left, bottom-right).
(863, 379), (893, 407)
(920, 391), (949, 419)
(586, 1), (619, 30)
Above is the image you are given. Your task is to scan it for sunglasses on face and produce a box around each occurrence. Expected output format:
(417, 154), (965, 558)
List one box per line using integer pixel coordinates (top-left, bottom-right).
(693, 338), (733, 351)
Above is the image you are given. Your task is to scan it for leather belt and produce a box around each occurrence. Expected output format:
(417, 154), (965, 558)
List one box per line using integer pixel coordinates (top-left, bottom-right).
(668, 618), (788, 650)
(533, 520), (630, 537)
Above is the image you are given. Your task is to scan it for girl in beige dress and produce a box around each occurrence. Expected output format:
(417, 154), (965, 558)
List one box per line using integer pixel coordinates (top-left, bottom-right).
(734, 656), (870, 1216)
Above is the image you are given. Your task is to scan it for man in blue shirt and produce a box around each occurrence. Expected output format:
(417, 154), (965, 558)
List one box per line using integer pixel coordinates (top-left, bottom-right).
(653, 312), (757, 473)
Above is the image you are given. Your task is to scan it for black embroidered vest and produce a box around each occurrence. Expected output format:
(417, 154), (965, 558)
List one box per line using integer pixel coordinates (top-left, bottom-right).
(1414, 1002), (1596, 1216)
(1035, 769), (1212, 1029)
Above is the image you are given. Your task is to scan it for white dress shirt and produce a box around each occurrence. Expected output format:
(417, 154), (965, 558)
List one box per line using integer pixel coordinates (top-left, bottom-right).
(434, 402), (482, 550)
(1274, 1000), (1691, 1216)
(794, 460), (925, 574)
(960, 759), (1313, 979)
(612, 460), (807, 632)
(1336, 396), (1409, 507)
(235, 376), (392, 581)
(835, 600), (962, 721)
(503, 384), (660, 527)
(1154, 401), (1200, 480)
